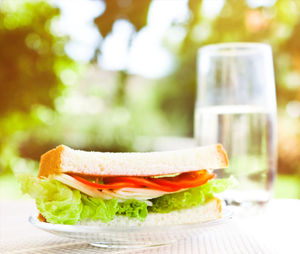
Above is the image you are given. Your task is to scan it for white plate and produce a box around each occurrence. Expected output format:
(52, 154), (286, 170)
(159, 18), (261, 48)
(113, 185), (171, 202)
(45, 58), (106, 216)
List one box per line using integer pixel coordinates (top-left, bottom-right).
(29, 209), (233, 249)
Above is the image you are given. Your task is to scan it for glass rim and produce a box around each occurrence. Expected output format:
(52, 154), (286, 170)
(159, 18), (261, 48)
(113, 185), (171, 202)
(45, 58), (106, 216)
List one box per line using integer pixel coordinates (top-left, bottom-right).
(198, 42), (271, 56)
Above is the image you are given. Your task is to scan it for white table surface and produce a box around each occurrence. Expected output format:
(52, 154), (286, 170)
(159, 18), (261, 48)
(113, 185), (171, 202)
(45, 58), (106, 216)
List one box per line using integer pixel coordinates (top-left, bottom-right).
(0, 199), (299, 254)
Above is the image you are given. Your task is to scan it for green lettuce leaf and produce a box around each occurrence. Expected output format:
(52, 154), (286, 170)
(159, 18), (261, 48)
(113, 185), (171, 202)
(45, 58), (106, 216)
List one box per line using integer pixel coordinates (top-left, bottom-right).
(80, 195), (118, 222)
(17, 174), (82, 224)
(17, 174), (148, 224)
(117, 199), (148, 221)
(149, 178), (233, 213)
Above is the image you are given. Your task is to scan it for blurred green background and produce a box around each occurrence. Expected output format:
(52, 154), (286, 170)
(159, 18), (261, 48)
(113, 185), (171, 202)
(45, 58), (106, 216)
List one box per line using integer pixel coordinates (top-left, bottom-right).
(0, 0), (299, 199)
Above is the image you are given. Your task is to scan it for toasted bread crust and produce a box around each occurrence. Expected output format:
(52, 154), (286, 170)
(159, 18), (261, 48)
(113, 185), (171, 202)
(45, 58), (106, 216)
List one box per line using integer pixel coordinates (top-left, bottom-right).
(216, 196), (222, 213)
(38, 145), (64, 178)
(216, 144), (229, 170)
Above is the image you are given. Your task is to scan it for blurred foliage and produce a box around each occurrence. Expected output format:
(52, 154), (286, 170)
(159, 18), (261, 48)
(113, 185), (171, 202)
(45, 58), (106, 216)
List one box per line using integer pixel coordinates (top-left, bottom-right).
(274, 174), (300, 198)
(0, 0), (299, 198)
(94, 0), (151, 39)
(0, 1), (72, 114)
(0, 0), (76, 174)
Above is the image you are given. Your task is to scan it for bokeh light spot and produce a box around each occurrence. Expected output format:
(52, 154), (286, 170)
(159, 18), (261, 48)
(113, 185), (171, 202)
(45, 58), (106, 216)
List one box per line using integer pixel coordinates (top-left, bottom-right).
(60, 69), (78, 86)
(286, 101), (300, 118)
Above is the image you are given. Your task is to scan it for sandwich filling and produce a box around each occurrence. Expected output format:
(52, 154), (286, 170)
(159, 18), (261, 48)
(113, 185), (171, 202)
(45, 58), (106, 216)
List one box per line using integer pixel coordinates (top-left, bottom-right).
(18, 171), (233, 225)
(55, 170), (215, 200)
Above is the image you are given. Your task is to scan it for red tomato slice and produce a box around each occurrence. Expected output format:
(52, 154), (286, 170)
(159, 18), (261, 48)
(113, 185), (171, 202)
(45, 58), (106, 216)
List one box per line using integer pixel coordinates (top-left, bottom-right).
(72, 175), (141, 189)
(149, 178), (181, 188)
(72, 170), (215, 192)
(152, 170), (215, 189)
(104, 176), (181, 192)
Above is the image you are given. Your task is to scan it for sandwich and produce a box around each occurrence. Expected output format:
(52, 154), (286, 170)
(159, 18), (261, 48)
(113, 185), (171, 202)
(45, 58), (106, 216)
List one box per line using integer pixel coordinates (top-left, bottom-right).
(18, 144), (231, 226)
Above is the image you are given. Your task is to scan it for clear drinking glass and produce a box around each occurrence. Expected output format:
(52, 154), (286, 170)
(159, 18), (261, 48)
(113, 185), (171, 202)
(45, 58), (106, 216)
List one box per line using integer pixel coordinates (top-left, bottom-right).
(195, 43), (277, 209)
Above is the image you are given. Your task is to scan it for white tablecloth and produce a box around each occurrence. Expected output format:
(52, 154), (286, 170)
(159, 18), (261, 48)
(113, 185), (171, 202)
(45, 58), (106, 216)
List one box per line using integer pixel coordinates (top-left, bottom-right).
(1, 199), (299, 254)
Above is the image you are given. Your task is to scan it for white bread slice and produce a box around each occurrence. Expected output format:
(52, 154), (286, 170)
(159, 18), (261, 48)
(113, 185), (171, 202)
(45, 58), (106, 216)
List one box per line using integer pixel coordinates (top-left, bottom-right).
(78, 198), (222, 227)
(38, 144), (228, 177)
